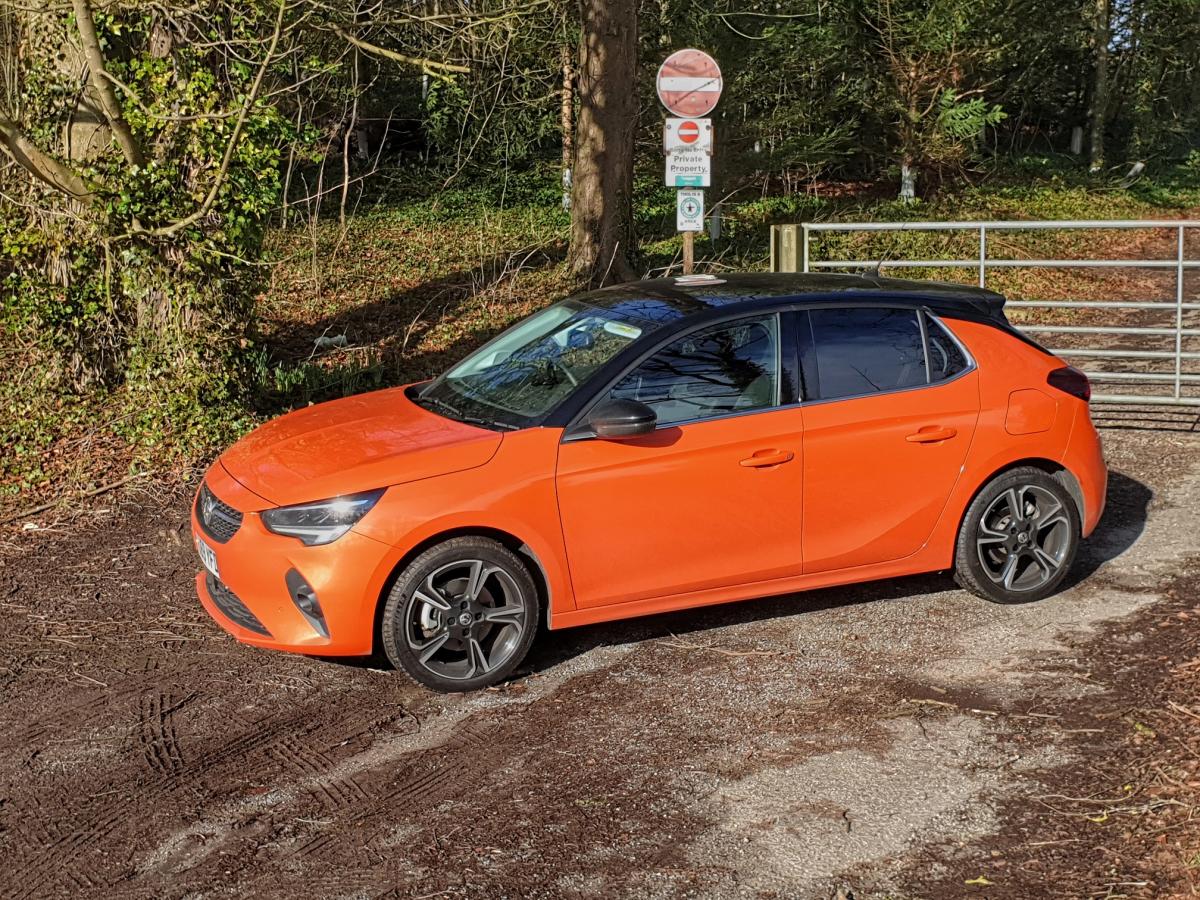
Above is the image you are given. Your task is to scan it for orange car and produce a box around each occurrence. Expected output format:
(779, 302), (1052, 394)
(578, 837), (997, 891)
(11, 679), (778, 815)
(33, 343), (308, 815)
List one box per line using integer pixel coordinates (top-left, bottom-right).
(193, 273), (1107, 691)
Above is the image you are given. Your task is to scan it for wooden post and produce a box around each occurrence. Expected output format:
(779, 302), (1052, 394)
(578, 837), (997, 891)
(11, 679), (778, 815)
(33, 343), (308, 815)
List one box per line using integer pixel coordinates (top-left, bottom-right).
(682, 231), (694, 275)
(770, 224), (802, 273)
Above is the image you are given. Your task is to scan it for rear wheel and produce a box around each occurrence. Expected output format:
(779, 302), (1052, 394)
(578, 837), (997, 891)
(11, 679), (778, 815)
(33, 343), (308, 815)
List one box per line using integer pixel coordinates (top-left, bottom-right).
(954, 467), (1080, 604)
(381, 537), (539, 692)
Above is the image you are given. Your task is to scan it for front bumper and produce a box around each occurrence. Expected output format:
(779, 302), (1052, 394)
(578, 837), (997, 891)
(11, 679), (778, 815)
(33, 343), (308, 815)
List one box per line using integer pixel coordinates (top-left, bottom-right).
(191, 466), (395, 656)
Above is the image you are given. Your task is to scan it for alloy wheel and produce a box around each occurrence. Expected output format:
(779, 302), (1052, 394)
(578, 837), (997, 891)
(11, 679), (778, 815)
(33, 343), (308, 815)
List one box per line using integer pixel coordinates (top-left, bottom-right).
(975, 483), (1072, 593)
(402, 559), (528, 682)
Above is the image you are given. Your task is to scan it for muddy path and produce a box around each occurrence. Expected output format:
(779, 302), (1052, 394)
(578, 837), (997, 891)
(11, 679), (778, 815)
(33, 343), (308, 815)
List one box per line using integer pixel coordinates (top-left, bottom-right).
(0, 419), (1197, 899)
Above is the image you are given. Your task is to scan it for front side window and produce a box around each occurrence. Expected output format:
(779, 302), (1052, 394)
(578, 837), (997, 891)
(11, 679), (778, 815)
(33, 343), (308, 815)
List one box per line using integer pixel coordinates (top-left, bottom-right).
(609, 315), (780, 427)
(808, 307), (927, 400)
(418, 299), (663, 429)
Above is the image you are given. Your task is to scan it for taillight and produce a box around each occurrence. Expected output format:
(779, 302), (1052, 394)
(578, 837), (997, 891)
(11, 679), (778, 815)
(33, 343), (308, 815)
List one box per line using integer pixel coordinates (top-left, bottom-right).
(1047, 366), (1091, 402)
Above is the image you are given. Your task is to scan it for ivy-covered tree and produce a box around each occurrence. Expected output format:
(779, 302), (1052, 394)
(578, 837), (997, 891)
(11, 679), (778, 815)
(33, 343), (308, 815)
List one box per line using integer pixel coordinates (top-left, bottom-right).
(0, 0), (536, 450)
(1, 0), (300, 441)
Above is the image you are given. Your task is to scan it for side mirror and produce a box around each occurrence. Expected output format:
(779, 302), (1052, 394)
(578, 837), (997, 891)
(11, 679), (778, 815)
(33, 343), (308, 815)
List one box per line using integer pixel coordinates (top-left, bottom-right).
(587, 398), (657, 439)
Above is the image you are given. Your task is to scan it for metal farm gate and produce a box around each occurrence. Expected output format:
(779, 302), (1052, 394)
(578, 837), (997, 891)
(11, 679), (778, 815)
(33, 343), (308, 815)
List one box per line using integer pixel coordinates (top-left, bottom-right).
(770, 220), (1200, 407)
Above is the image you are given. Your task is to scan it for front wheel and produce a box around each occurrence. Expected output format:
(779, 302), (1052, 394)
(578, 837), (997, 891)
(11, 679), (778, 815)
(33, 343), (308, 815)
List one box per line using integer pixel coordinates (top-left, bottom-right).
(954, 467), (1080, 604)
(381, 537), (540, 692)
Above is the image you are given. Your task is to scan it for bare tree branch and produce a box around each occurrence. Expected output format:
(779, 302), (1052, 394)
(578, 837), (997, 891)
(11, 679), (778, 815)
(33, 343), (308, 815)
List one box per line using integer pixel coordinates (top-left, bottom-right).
(331, 26), (469, 76)
(71, 0), (146, 168)
(0, 109), (93, 199)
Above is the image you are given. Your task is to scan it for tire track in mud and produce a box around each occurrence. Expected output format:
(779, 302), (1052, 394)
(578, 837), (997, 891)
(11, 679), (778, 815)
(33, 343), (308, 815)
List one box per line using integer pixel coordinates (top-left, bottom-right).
(137, 690), (192, 776)
(2, 657), (164, 750)
(1, 696), (405, 899)
(165, 651), (636, 897)
(258, 714), (511, 896)
(266, 736), (371, 812)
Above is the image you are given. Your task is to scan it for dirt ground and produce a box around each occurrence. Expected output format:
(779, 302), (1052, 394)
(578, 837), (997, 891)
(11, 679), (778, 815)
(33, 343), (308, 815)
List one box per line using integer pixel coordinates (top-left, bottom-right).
(0, 409), (1198, 899)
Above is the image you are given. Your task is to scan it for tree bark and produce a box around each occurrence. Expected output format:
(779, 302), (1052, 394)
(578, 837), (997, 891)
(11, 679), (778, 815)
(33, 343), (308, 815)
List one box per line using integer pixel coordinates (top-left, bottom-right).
(1088, 0), (1109, 171)
(567, 0), (637, 287)
(71, 0), (146, 168)
(559, 42), (574, 212)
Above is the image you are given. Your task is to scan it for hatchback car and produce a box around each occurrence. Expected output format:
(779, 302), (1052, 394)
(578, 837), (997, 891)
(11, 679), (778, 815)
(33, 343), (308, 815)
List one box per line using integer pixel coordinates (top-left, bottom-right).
(193, 273), (1107, 692)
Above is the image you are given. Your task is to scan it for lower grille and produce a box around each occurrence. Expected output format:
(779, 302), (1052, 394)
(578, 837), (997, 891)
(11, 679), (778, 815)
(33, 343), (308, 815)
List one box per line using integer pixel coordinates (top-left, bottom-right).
(205, 574), (272, 637)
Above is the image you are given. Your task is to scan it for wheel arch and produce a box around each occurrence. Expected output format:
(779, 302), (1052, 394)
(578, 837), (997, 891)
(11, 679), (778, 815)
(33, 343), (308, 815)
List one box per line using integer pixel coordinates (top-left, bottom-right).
(959, 457), (1085, 536)
(370, 526), (553, 655)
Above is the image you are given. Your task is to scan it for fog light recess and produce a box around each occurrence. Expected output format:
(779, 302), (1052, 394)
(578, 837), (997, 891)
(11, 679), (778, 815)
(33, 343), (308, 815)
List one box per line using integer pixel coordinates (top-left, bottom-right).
(285, 569), (329, 638)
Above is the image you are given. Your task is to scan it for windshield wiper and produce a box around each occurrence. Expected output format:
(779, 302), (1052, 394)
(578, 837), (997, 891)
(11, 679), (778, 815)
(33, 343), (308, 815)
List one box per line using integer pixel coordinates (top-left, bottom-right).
(419, 393), (516, 431)
(455, 411), (516, 430)
(419, 393), (462, 418)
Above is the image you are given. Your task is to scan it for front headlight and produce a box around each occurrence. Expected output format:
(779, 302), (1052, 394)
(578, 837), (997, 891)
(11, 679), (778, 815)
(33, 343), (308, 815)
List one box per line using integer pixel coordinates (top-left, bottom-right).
(260, 489), (384, 546)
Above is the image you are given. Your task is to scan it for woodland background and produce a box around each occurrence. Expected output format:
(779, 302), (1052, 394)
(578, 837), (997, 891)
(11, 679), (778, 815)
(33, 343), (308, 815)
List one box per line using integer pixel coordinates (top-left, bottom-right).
(1, 0), (1198, 512)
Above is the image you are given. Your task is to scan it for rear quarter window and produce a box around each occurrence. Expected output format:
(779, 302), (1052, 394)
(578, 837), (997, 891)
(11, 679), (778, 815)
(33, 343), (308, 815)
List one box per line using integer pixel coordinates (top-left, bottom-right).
(926, 315), (970, 382)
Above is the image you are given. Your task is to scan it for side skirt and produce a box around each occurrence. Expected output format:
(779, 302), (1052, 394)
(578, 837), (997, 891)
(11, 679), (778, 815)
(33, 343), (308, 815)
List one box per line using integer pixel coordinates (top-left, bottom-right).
(548, 546), (950, 630)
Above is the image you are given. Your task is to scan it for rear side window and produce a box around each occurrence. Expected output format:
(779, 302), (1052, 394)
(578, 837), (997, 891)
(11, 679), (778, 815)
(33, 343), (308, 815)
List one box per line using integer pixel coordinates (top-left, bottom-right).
(808, 308), (927, 400)
(609, 314), (780, 426)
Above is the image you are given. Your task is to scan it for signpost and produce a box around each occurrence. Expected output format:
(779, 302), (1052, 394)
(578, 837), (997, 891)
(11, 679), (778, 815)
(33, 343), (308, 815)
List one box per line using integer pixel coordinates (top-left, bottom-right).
(657, 49), (722, 274)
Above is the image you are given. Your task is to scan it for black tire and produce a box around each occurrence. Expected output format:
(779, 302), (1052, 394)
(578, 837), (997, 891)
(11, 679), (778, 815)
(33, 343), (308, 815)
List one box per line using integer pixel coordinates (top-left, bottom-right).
(381, 537), (540, 692)
(954, 467), (1081, 604)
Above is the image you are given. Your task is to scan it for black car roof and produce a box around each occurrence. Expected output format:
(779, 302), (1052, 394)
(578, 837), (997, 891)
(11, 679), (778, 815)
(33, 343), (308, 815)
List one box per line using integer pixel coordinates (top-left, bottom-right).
(577, 272), (1007, 326)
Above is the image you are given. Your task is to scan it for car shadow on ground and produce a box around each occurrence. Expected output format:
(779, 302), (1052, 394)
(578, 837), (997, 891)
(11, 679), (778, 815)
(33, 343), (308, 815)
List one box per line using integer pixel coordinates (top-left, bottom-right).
(525, 470), (1152, 676)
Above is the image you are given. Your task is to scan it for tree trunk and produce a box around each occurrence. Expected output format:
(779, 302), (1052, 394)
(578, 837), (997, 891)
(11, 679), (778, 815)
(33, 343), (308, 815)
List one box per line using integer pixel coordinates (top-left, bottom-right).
(1088, 0), (1109, 171)
(899, 157), (917, 202)
(559, 43), (574, 212)
(567, 0), (637, 287)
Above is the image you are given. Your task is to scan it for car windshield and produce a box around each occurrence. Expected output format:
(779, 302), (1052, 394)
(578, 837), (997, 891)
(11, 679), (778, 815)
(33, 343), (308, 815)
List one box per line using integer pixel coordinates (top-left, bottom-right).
(416, 298), (660, 429)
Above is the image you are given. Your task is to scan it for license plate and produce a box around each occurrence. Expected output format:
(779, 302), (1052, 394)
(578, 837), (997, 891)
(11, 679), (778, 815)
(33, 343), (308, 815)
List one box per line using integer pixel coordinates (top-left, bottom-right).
(195, 535), (219, 578)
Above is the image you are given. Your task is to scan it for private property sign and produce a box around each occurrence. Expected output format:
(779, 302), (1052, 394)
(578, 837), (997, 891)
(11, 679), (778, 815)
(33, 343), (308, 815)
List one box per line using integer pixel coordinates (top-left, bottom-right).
(658, 49), (722, 273)
(665, 149), (711, 187)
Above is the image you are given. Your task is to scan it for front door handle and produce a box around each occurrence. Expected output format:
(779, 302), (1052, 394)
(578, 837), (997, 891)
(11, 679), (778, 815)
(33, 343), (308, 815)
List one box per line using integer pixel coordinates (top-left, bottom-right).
(906, 426), (958, 443)
(740, 449), (795, 468)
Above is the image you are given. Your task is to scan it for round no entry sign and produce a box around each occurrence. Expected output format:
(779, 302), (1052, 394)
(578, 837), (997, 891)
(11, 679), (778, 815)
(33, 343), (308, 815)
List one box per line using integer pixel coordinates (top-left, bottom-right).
(678, 120), (700, 144)
(656, 49), (723, 118)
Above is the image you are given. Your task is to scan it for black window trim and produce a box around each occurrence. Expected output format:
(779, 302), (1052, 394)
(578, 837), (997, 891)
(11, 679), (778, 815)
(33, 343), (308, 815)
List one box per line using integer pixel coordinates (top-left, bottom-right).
(799, 306), (977, 407)
(917, 308), (933, 384)
(550, 296), (980, 436)
(561, 309), (795, 441)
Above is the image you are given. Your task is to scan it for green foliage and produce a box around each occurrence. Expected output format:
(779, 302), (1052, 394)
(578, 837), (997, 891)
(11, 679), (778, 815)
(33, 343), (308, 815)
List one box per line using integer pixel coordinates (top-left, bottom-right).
(936, 91), (1007, 140)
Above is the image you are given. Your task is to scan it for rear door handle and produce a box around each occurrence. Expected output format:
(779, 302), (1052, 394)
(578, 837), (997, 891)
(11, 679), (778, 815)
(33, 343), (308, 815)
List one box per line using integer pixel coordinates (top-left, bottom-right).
(906, 426), (958, 443)
(740, 449), (795, 468)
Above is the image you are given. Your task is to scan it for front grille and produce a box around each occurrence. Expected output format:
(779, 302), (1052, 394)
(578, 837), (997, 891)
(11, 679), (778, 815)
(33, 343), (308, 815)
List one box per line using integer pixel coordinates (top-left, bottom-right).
(196, 483), (243, 544)
(205, 574), (272, 637)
